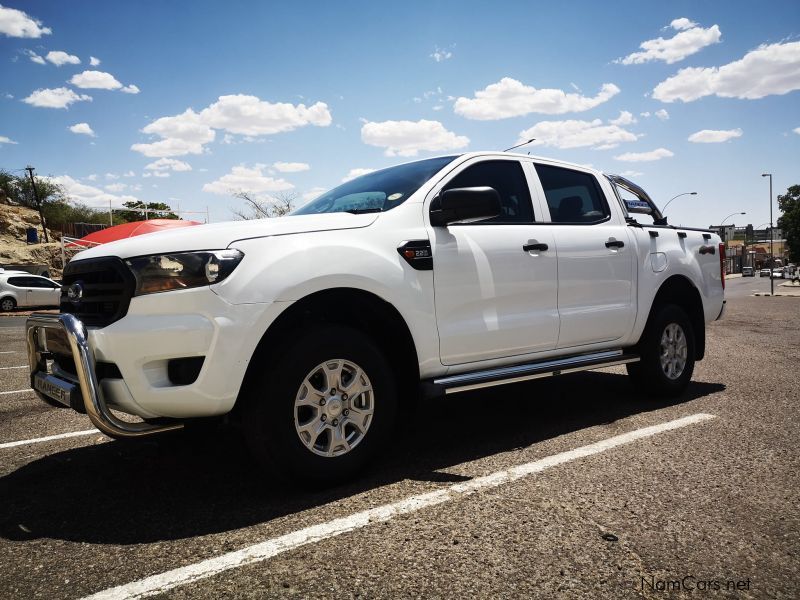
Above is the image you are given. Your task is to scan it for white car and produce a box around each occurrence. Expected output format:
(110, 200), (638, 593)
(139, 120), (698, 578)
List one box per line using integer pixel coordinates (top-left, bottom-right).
(0, 270), (61, 312)
(25, 152), (725, 484)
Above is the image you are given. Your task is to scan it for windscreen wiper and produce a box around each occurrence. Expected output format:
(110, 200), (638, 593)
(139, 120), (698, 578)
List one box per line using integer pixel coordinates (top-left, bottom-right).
(344, 208), (383, 214)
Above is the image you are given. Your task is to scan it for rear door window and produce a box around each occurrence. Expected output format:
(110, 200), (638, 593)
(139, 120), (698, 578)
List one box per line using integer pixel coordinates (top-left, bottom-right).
(534, 164), (610, 224)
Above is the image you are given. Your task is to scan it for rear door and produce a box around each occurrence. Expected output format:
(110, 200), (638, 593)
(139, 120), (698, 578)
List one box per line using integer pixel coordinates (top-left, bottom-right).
(429, 158), (559, 365)
(6, 276), (34, 307)
(531, 163), (636, 349)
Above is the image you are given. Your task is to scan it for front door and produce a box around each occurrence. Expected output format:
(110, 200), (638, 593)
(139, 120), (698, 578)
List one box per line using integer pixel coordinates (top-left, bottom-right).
(430, 158), (559, 365)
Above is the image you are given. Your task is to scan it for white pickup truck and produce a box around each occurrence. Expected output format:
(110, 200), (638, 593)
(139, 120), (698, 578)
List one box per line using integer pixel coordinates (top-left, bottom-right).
(26, 152), (725, 484)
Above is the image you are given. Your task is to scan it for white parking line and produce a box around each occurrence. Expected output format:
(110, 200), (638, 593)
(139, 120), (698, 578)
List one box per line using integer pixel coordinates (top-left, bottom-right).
(82, 412), (716, 600)
(0, 429), (99, 450)
(0, 350), (21, 354)
(0, 388), (33, 395)
(0, 365), (27, 370)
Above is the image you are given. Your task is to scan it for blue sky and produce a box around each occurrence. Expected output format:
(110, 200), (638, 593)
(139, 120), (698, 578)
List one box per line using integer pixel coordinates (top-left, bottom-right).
(1, 1), (799, 228)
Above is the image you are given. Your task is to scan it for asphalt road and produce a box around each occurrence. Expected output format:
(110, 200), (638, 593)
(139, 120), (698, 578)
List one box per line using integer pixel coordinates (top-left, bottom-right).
(1, 295), (798, 599)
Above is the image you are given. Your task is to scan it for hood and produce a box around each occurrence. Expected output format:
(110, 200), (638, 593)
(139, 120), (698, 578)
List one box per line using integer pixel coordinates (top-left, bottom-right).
(71, 212), (379, 261)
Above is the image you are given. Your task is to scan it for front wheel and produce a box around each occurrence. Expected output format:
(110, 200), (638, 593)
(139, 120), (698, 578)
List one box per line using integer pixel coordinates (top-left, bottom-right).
(243, 325), (397, 486)
(627, 304), (696, 398)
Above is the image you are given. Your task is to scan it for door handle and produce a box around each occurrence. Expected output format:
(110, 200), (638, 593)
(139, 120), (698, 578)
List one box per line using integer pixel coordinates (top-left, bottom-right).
(605, 239), (624, 248)
(523, 243), (548, 252)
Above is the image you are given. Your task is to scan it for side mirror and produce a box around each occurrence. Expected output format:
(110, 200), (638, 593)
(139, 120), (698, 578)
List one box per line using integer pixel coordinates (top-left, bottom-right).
(430, 186), (502, 227)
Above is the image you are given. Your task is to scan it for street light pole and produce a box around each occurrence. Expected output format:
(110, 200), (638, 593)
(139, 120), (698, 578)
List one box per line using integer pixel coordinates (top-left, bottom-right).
(661, 191), (698, 214)
(762, 173), (773, 295)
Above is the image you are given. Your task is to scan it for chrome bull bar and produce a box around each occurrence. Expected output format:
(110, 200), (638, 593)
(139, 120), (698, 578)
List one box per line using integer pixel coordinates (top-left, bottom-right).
(26, 312), (183, 439)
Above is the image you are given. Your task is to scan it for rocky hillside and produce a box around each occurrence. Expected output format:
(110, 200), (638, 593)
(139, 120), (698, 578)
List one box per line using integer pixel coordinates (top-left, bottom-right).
(0, 203), (64, 277)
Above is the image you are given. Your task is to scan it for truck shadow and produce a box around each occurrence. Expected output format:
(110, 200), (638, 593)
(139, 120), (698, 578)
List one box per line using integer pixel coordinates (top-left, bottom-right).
(0, 372), (724, 545)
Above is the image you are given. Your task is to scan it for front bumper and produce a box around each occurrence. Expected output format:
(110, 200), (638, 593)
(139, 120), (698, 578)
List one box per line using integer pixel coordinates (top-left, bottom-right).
(26, 312), (183, 438)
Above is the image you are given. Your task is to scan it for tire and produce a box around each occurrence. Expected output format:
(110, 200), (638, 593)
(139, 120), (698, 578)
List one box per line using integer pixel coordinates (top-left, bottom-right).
(626, 304), (695, 398)
(243, 325), (397, 486)
(0, 297), (16, 312)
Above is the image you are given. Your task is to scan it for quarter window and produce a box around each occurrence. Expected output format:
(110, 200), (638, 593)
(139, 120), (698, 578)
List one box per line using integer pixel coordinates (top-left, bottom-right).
(444, 160), (534, 224)
(535, 164), (609, 224)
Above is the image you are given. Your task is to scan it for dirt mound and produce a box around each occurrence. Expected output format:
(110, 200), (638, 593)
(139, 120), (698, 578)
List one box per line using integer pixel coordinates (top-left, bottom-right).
(0, 204), (64, 277)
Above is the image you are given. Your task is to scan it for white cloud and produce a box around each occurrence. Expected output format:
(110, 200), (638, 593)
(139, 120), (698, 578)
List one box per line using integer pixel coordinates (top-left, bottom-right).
(361, 119), (469, 156)
(145, 157), (192, 172)
(131, 109), (215, 157)
(669, 18), (697, 31)
(132, 95), (331, 158)
(86, 174), (98, 182)
(640, 111), (651, 118)
(610, 110), (637, 126)
(302, 187), (327, 202)
(105, 183), (127, 192)
(0, 135), (18, 144)
(341, 168), (375, 183)
(794, 127), (800, 135)
(202, 165), (294, 196)
(24, 49), (45, 64)
(653, 41), (800, 102)
(614, 148), (674, 162)
(123, 170), (135, 177)
(454, 78), (620, 119)
(655, 109), (670, 120)
(620, 170), (644, 178)
(105, 173), (118, 180)
(46, 50), (80, 66)
(430, 46), (453, 62)
(143, 171), (170, 178)
(69, 70), (122, 90)
(89, 56), (100, 66)
(199, 95), (331, 135)
(617, 19), (721, 65)
(68, 122), (95, 137)
(22, 87), (92, 109)
(0, 5), (51, 37)
(687, 128), (743, 143)
(49, 175), (141, 210)
(519, 118), (639, 150)
(273, 161), (310, 172)
(121, 84), (140, 94)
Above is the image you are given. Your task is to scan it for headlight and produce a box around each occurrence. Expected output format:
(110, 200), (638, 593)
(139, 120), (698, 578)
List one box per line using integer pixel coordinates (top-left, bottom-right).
(125, 249), (244, 296)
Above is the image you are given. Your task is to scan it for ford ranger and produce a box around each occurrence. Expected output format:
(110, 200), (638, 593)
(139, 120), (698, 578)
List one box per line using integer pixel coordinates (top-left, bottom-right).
(26, 152), (726, 484)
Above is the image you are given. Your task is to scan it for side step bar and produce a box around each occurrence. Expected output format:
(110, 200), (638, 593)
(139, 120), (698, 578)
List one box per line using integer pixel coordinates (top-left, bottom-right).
(423, 349), (640, 397)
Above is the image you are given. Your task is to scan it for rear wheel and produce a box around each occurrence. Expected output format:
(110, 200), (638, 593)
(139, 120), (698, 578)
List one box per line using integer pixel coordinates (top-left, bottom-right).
(627, 304), (695, 397)
(0, 297), (16, 312)
(243, 325), (397, 486)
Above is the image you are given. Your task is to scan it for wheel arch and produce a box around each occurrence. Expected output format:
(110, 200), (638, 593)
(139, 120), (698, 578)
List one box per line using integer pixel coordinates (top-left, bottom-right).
(644, 275), (705, 360)
(235, 287), (420, 412)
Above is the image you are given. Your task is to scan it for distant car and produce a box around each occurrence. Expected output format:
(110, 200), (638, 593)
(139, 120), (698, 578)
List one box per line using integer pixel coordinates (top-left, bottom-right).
(742, 267), (754, 277)
(0, 272), (61, 312)
(772, 268), (785, 279)
(759, 268), (771, 277)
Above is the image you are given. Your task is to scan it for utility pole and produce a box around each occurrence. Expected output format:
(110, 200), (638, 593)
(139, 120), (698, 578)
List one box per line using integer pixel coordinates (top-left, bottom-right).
(762, 173), (774, 295)
(25, 165), (49, 242)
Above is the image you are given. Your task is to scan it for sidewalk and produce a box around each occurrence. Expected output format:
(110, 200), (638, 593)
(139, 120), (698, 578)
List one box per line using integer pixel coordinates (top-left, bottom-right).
(755, 281), (800, 297)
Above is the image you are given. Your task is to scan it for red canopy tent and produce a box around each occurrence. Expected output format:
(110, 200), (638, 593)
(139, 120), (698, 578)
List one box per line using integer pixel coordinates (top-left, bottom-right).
(78, 219), (202, 245)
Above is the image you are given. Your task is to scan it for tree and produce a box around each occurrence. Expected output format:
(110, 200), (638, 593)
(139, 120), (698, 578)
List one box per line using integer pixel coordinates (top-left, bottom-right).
(777, 185), (800, 263)
(0, 169), (65, 208)
(115, 201), (179, 223)
(231, 191), (297, 220)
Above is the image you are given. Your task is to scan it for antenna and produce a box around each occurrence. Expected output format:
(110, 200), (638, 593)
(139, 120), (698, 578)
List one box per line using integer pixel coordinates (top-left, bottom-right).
(503, 139), (535, 152)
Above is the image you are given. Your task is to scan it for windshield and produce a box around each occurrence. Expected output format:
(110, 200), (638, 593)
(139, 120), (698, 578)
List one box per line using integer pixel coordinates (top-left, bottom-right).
(293, 156), (458, 215)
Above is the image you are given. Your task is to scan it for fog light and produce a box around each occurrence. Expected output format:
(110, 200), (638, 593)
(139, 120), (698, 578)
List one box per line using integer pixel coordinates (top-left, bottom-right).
(167, 357), (205, 386)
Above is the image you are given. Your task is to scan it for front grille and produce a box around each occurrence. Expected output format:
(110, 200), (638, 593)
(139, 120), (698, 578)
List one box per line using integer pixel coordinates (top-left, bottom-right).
(60, 257), (135, 327)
